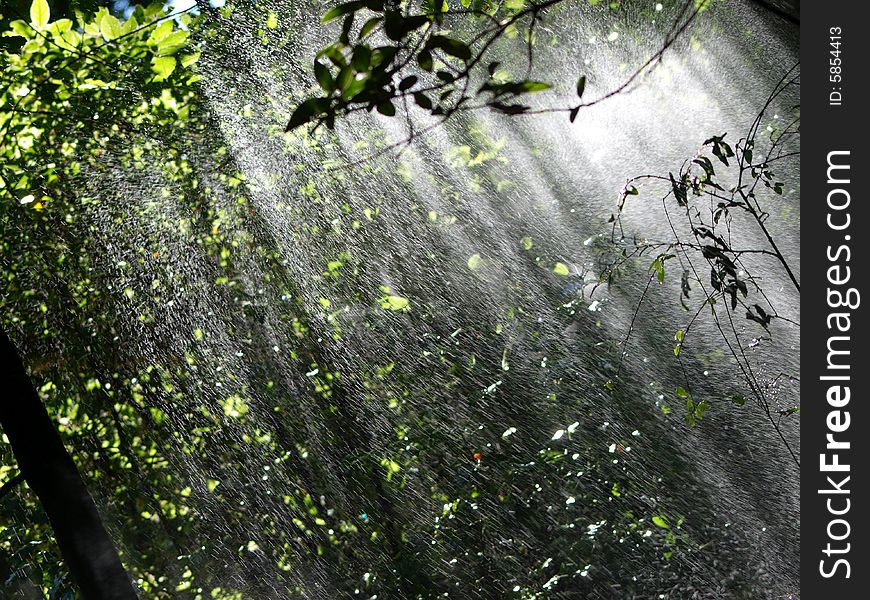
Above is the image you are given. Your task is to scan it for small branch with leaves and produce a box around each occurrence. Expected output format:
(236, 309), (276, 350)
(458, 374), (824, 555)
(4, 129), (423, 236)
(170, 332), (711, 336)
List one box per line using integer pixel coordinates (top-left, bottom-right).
(286, 0), (701, 144)
(602, 65), (800, 466)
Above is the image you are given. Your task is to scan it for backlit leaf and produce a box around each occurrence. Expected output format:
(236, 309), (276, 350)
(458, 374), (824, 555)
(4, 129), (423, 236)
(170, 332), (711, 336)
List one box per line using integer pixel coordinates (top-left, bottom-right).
(380, 295), (409, 311)
(99, 13), (122, 41)
(30, 0), (50, 29)
(151, 56), (177, 81)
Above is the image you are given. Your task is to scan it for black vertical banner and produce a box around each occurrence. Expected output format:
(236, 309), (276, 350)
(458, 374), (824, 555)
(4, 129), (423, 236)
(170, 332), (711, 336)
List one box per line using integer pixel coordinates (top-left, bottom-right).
(801, 1), (869, 597)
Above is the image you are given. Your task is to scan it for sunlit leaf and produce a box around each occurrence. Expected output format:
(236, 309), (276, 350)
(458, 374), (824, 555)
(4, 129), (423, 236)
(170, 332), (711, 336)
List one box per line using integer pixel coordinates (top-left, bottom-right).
(151, 56), (177, 81)
(380, 295), (409, 311)
(30, 0), (50, 29)
(99, 13), (122, 41)
(157, 30), (189, 56)
(322, 1), (366, 24)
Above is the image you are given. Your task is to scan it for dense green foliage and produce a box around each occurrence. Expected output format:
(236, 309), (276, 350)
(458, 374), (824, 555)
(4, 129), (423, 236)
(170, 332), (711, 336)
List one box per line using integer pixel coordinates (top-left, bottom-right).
(0, 1), (798, 598)
(1, 2), (210, 594)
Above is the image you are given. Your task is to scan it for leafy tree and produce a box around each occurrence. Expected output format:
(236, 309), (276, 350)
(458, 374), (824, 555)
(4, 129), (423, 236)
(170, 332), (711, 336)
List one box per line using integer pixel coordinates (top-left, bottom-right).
(2, 1), (204, 594)
(1, 328), (136, 598)
(0, 1), (798, 598)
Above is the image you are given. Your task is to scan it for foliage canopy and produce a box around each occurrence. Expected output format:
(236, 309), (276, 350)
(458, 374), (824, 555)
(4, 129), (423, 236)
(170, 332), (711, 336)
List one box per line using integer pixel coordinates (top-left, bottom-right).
(0, 1), (799, 598)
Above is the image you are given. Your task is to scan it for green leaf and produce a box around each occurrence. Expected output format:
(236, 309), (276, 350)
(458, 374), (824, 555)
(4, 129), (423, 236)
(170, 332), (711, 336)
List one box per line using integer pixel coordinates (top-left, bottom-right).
(266, 11), (278, 29)
(428, 35), (471, 60)
(351, 45), (372, 72)
(285, 97), (329, 131)
(467, 253), (482, 270)
(413, 92), (433, 110)
(656, 261), (664, 283)
(417, 49), (433, 72)
(336, 66), (354, 93)
(675, 386), (689, 399)
(359, 16), (382, 39)
(314, 61), (334, 93)
(380, 295), (409, 311)
(151, 56), (176, 81)
(569, 106), (579, 123)
(669, 172), (687, 206)
(731, 394), (746, 406)
(652, 516), (670, 529)
(693, 156), (715, 180)
(99, 13), (122, 41)
(180, 51), (201, 68)
(398, 75), (418, 91)
(148, 20), (173, 45)
(156, 30), (189, 56)
(553, 262), (570, 276)
(30, 0), (50, 29)
(576, 75), (586, 98)
(370, 45), (398, 69)
(4, 20), (30, 39)
(376, 100), (396, 116)
(119, 15), (139, 35)
(322, 1), (366, 24)
(518, 81), (551, 93)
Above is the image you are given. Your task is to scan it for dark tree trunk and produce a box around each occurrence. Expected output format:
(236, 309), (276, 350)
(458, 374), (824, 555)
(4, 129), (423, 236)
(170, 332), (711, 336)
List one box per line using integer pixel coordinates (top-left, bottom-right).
(0, 328), (138, 600)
